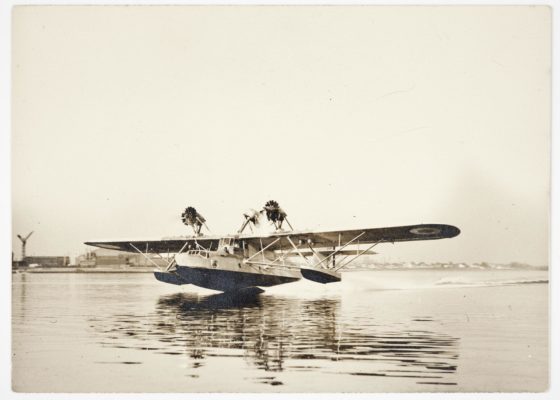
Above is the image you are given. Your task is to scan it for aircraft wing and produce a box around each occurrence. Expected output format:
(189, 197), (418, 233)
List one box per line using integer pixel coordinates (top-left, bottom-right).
(85, 224), (460, 254)
(84, 236), (222, 253)
(240, 224), (460, 251)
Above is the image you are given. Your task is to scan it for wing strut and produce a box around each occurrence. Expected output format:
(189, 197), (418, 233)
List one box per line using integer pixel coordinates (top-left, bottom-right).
(312, 231), (366, 269)
(244, 238), (281, 264)
(334, 239), (383, 271)
(194, 239), (208, 252)
(286, 236), (313, 267)
(129, 243), (162, 269)
(129, 241), (190, 271)
(299, 232), (382, 284)
(165, 241), (190, 271)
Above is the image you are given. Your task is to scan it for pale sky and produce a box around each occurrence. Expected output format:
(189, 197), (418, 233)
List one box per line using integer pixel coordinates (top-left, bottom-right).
(11, 6), (551, 265)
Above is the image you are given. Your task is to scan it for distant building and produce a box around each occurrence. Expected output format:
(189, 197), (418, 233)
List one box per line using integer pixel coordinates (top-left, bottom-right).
(23, 256), (70, 267)
(76, 248), (167, 268)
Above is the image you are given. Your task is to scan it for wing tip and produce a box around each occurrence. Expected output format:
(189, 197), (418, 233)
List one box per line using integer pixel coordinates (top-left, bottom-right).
(408, 224), (460, 239)
(444, 225), (461, 238)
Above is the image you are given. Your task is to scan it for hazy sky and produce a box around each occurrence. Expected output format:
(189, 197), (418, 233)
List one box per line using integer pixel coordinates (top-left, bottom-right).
(11, 6), (550, 265)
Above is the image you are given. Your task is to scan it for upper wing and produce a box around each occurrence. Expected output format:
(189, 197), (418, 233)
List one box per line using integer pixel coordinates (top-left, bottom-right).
(85, 224), (459, 254)
(84, 235), (222, 253)
(240, 224), (460, 251)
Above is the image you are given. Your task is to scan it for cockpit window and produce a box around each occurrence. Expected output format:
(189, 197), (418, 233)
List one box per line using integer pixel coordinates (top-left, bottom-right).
(219, 237), (235, 247)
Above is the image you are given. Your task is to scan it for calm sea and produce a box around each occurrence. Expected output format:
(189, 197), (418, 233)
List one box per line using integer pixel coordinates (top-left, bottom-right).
(12, 268), (548, 392)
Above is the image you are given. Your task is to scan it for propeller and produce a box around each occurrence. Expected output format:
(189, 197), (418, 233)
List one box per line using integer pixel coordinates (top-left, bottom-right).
(180, 206), (208, 235)
(262, 200), (293, 231)
(238, 208), (262, 233)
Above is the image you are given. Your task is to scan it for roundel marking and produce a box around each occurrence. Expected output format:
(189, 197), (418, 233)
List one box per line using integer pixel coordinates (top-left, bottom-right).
(409, 227), (441, 235)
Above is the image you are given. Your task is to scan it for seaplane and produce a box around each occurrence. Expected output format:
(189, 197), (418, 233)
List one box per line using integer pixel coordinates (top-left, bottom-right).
(85, 201), (460, 292)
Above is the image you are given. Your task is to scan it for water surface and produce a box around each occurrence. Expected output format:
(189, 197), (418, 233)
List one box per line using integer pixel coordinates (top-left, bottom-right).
(12, 269), (548, 392)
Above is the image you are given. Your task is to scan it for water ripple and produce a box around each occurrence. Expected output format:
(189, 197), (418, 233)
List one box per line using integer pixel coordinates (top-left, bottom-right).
(89, 291), (459, 386)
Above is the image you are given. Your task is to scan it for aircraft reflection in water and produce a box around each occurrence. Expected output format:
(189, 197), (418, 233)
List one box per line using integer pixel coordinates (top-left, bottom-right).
(93, 292), (460, 386)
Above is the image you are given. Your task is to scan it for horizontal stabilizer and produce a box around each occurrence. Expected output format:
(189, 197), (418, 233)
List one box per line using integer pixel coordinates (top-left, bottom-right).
(154, 270), (190, 286)
(300, 268), (341, 284)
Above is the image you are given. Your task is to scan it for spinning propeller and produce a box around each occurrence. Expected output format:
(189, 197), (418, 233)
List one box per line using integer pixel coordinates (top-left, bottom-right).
(238, 200), (293, 233)
(238, 209), (262, 233)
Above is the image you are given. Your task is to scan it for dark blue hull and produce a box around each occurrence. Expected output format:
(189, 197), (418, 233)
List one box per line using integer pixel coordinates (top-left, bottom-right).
(174, 265), (300, 292)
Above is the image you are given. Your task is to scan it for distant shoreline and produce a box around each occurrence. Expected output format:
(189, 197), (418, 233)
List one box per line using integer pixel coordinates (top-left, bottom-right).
(12, 266), (155, 273)
(12, 265), (548, 274)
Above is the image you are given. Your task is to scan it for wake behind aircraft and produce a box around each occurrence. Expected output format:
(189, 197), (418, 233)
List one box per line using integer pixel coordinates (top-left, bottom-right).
(85, 201), (460, 292)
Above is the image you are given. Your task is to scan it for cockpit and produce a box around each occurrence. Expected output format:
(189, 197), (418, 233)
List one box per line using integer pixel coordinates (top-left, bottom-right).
(218, 237), (242, 255)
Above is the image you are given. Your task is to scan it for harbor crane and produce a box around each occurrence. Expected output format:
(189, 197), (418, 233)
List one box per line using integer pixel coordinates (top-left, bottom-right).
(17, 231), (34, 261)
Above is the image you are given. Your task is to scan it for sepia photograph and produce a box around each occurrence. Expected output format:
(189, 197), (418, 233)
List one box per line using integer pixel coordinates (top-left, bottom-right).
(4, 3), (556, 396)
